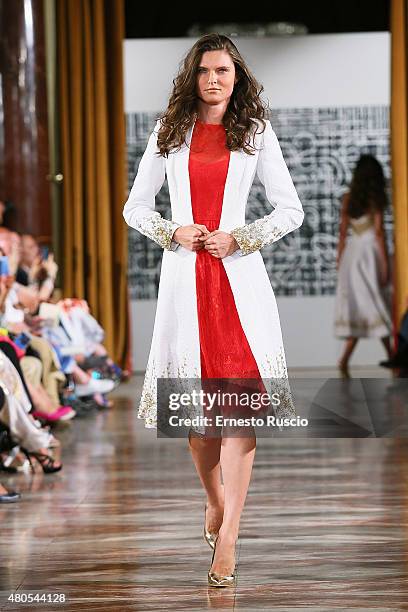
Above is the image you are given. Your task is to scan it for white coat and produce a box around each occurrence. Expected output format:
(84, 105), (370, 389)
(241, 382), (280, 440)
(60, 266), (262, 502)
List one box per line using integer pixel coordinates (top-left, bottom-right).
(123, 116), (304, 429)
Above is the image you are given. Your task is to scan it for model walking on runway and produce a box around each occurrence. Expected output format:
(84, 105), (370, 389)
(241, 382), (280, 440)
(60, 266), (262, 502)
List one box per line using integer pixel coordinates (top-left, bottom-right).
(123, 33), (304, 586)
(334, 154), (392, 377)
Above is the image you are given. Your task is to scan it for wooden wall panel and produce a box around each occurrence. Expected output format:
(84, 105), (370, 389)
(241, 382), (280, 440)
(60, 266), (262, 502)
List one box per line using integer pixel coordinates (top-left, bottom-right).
(0, 0), (51, 241)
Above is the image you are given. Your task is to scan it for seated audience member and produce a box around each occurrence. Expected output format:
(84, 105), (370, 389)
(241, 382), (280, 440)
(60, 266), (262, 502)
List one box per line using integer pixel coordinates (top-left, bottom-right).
(0, 220), (127, 486)
(18, 236), (125, 379)
(0, 334), (75, 423)
(40, 314), (116, 407)
(18, 234), (126, 385)
(1, 272), (113, 409)
(0, 350), (62, 473)
(9, 233), (124, 377)
(19, 236), (125, 377)
(18, 233), (58, 302)
(0, 388), (21, 502)
(57, 299), (127, 382)
(0, 271), (68, 408)
(1, 277), (70, 425)
(0, 229), (55, 313)
(1, 232), (117, 402)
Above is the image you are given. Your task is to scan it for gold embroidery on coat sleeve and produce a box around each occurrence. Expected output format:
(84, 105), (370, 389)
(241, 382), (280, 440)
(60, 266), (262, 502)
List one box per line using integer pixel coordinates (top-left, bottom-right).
(230, 217), (288, 255)
(135, 212), (181, 251)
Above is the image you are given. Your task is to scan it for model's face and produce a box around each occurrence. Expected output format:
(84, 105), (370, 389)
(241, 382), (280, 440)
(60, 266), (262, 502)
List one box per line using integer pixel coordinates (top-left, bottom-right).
(195, 50), (237, 106)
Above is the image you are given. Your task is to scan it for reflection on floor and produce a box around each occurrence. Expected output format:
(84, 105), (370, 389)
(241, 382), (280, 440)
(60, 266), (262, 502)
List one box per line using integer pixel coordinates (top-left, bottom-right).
(1, 370), (407, 611)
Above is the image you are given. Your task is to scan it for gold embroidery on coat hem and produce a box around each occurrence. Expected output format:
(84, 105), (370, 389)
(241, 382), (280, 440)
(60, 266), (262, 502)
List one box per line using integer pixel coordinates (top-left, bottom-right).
(334, 315), (389, 330)
(137, 345), (296, 428)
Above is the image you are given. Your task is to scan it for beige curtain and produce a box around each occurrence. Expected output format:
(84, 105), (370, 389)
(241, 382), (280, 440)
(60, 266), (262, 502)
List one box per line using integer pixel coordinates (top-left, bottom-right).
(57, 0), (130, 368)
(391, 0), (408, 328)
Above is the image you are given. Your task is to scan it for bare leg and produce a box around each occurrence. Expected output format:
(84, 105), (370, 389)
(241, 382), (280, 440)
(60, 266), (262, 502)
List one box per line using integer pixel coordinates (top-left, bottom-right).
(25, 381), (59, 414)
(71, 365), (91, 384)
(338, 337), (358, 376)
(71, 365), (114, 406)
(381, 336), (392, 360)
(28, 446), (62, 471)
(93, 344), (109, 357)
(210, 432), (256, 575)
(93, 344), (117, 368)
(188, 431), (224, 533)
(0, 483), (10, 495)
(93, 344), (115, 368)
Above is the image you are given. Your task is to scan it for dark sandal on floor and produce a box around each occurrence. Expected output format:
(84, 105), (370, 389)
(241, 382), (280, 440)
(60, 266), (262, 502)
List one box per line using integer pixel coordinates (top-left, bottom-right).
(21, 449), (62, 474)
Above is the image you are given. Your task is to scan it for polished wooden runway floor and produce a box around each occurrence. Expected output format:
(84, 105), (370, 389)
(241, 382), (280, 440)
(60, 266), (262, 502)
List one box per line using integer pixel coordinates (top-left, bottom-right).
(1, 371), (408, 611)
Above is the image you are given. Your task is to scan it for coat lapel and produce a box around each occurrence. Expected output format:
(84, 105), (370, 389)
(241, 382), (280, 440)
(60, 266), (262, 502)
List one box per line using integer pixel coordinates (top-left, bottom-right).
(218, 148), (247, 231)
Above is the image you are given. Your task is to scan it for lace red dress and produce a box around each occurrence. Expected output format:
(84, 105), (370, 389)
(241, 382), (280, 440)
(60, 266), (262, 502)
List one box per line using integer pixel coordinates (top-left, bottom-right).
(188, 119), (264, 384)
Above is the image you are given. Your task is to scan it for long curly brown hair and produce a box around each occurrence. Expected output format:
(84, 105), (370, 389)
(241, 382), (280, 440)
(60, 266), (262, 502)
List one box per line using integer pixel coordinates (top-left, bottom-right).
(348, 154), (388, 218)
(156, 33), (268, 157)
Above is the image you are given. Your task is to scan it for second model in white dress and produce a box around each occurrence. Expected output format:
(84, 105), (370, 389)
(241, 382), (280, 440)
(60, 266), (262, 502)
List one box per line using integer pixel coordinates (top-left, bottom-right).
(334, 210), (392, 339)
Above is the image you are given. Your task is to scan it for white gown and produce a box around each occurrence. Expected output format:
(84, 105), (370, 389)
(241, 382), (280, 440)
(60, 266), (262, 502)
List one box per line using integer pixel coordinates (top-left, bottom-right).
(333, 213), (392, 338)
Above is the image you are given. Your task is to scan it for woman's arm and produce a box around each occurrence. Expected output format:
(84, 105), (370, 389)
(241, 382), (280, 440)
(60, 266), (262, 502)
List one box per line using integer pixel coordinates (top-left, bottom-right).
(373, 209), (389, 286)
(230, 119), (304, 256)
(0, 276), (18, 315)
(0, 276), (11, 313)
(36, 255), (58, 302)
(336, 193), (350, 267)
(14, 284), (39, 314)
(122, 119), (181, 251)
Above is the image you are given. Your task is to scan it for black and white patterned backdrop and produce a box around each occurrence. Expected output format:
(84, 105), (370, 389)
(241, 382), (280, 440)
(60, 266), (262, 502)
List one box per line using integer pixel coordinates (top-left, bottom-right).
(125, 107), (392, 300)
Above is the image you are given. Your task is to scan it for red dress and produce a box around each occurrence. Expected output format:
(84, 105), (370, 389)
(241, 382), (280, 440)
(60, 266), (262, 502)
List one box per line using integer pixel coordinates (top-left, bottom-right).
(188, 119), (264, 384)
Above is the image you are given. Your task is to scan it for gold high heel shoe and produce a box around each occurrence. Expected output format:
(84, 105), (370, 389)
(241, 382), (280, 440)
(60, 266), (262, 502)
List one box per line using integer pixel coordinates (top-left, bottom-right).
(204, 503), (218, 549)
(207, 537), (236, 588)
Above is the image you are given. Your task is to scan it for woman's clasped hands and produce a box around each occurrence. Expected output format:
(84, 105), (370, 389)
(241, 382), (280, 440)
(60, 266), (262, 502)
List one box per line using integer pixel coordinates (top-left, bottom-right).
(173, 224), (239, 258)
